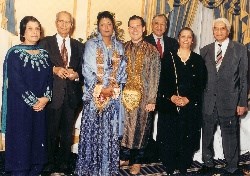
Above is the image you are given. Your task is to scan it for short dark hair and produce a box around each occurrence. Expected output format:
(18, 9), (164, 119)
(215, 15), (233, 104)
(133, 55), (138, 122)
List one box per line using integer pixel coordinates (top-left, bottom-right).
(97, 11), (116, 32)
(20, 16), (41, 42)
(178, 27), (195, 39)
(128, 15), (146, 27)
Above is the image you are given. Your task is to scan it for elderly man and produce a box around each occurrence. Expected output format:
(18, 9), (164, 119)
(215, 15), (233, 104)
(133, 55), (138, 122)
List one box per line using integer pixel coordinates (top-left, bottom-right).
(144, 14), (178, 58)
(39, 11), (84, 173)
(200, 18), (248, 175)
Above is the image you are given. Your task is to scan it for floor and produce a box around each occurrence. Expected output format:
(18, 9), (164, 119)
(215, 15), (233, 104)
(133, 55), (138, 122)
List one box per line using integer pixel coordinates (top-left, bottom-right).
(0, 152), (250, 175)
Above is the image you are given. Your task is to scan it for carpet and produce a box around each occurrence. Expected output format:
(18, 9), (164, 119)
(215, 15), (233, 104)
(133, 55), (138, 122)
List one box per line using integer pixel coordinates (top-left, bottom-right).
(0, 152), (249, 175)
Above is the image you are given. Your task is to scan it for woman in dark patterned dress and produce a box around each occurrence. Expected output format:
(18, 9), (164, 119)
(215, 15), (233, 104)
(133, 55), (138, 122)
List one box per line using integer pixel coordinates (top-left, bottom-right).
(75, 11), (127, 176)
(1, 16), (52, 175)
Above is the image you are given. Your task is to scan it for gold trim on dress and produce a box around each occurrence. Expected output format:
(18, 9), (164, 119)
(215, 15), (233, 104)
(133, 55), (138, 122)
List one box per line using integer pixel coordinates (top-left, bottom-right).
(122, 41), (147, 111)
(93, 46), (121, 111)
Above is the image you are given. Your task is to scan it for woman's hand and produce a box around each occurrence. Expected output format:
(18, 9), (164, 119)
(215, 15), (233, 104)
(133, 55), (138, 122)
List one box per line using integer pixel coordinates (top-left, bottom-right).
(33, 97), (49, 112)
(171, 95), (181, 106)
(178, 96), (189, 107)
(171, 95), (189, 106)
(100, 86), (114, 98)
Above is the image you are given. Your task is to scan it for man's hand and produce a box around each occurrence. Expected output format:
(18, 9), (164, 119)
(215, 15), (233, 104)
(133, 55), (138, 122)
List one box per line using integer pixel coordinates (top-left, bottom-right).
(145, 104), (155, 112)
(53, 67), (70, 79)
(68, 71), (79, 80)
(237, 106), (247, 116)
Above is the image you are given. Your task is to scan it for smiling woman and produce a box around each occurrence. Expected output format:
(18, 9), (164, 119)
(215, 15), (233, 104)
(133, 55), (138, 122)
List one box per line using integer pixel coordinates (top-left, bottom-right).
(156, 27), (206, 175)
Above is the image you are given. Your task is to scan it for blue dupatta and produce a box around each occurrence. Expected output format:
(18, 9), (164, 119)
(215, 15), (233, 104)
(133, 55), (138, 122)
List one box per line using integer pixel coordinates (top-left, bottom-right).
(1, 44), (41, 133)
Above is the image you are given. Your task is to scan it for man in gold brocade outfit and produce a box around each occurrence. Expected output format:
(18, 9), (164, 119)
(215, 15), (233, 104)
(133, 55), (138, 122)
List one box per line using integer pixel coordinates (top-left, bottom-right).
(120, 15), (161, 175)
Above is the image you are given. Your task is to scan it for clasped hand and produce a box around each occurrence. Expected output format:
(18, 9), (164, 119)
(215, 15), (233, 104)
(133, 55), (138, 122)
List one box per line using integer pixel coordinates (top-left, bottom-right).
(171, 95), (189, 107)
(53, 67), (79, 80)
(33, 97), (49, 112)
(100, 86), (114, 98)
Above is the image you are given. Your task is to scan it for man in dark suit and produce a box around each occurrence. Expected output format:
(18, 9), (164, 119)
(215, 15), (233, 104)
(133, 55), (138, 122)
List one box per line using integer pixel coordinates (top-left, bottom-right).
(200, 18), (248, 175)
(39, 11), (84, 173)
(144, 14), (179, 59)
(144, 14), (178, 163)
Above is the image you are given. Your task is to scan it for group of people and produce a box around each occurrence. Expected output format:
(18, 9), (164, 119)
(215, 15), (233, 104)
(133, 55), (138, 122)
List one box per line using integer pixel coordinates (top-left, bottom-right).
(1, 9), (249, 176)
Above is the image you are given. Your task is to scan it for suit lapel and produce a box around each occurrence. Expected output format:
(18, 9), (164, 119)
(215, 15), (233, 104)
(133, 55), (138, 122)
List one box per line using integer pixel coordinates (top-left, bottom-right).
(148, 34), (157, 47)
(69, 39), (77, 68)
(208, 43), (216, 65)
(52, 35), (64, 66)
(219, 40), (234, 70)
(218, 40), (233, 71)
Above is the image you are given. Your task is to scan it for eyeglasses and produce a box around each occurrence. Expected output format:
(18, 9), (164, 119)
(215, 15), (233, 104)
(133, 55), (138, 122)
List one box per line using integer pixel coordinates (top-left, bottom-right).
(57, 20), (72, 25)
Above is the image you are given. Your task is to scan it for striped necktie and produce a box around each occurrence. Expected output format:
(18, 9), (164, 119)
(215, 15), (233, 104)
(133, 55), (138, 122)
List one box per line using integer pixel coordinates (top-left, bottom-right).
(61, 39), (68, 68)
(216, 43), (222, 71)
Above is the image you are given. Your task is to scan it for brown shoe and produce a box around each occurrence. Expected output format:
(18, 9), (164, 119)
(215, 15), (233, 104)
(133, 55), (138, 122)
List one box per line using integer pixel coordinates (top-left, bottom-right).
(130, 164), (141, 175)
(120, 160), (129, 167)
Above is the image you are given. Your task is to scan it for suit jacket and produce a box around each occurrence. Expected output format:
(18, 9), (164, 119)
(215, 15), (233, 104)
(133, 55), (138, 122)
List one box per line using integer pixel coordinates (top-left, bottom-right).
(144, 33), (179, 58)
(201, 40), (248, 117)
(39, 35), (84, 109)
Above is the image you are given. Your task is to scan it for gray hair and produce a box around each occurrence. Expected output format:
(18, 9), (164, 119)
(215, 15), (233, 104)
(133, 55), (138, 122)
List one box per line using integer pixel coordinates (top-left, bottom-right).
(56, 11), (73, 23)
(152, 14), (168, 23)
(213, 18), (231, 32)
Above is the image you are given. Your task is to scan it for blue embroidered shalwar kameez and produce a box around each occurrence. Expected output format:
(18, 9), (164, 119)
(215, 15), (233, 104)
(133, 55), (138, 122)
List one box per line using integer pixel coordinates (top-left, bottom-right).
(1, 45), (52, 172)
(75, 34), (127, 176)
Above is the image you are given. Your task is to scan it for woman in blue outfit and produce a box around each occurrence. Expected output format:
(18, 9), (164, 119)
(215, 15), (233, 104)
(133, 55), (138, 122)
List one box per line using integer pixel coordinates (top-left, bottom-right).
(75, 11), (127, 176)
(1, 16), (52, 175)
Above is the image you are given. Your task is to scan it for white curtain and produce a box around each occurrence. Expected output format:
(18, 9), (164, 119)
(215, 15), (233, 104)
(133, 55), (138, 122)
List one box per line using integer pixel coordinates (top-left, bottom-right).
(191, 1), (214, 54)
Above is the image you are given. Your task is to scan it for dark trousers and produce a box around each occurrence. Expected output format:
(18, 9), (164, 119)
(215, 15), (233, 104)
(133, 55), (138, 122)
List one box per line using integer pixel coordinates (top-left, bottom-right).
(202, 106), (239, 173)
(46, 98), (76, 167)
(120, 146), (144, 165)
(143, 111), (159, 163)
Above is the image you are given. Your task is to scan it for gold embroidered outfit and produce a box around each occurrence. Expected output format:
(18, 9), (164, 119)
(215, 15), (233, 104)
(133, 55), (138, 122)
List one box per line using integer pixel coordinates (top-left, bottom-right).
(121, 40), (160, 149)
(93, 47), (121, 111)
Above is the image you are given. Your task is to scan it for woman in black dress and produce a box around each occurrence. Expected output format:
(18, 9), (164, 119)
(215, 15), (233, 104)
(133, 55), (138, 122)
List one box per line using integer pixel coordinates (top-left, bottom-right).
(156, 27), (207, 175)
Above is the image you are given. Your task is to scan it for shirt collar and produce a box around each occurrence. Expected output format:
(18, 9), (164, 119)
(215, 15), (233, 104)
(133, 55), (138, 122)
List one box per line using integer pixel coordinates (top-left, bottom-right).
(152, 33), (163, 41)
(56, 33), (70, 43)
(215, 38), (229, 47)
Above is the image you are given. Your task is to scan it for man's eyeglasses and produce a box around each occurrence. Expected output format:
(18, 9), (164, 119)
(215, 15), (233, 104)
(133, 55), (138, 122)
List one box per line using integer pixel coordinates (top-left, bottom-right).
(57, 20), (72, 25)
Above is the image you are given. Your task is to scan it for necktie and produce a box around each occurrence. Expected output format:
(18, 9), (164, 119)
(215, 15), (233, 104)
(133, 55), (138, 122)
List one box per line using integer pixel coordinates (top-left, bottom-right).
(61, 39), (68, 68)
(156, 38), (163, 58)
(216, 43), (222, 71)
